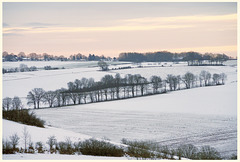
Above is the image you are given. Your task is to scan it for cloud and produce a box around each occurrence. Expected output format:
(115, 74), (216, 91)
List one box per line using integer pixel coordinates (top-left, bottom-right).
(3, 14), (236, 35)
(3, 33), (22, 37)
(168, 45), (237, 53)
(3, 23), (9, 27)
(23, 22), (59, 27)
(3, 24), (193, 35)
(123, 14), (237, 24)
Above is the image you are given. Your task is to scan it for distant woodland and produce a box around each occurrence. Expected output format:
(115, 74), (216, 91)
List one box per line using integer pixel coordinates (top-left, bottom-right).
(2, 51), (115, 62)
(118, 51), (231, 65)
(2, 51), (233, 66)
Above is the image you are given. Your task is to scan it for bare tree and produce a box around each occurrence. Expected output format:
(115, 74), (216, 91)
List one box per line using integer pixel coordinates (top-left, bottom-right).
(166, 74), (174, 91)
(98, 60), (109, 71)
(150, 75), (162, 93)
(55, 89), (62, 107)
(68, 93), (78, 105)
(22, 126), (29, 152)
(67, 82), (76, 91)
(176, 75), (181, 90)
(133, 74), (142, 96)
(213, 73), (220, 85)
(114, 73), (122, 99)
(43, 91), (57, 107)
(19, 64), (29, 72)
(27, 88), (45, 109)
(77, 93), (83, 104)
(101, 75), (114, 100)
(82, 92), (88, 103)
(200, 70), (211, 86)
(206, 72), (212, 86)
(9, 133), (20, 151)
(220, 73), (227, 85)
(139, 77), (148, 96)
(182, 72), (195, 89)
(74, 79), (82, 90)
(59, 88), (68, 106)
(12, 96), (22, 110)
(2, 97), (12, 111)
(126, 74), (135, 97)
(27, 91), (36, 108)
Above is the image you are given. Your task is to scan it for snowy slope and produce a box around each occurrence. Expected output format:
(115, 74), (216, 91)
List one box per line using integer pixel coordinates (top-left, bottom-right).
(33, 81), (237, 157)
(2, 119), (128, 160)
(2, 119), (91, 147)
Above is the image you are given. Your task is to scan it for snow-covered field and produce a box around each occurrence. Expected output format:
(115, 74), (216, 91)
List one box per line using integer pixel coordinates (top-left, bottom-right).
(3, 153), (128, 160)
(33, 82), (237, 158)
(2, 60), (238, 159)
(2, 60), (236, 99)
(2, 60), (130, 69)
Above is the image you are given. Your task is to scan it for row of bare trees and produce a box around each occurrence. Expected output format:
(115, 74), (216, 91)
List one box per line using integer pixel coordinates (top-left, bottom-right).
(2, 71), (227, 110)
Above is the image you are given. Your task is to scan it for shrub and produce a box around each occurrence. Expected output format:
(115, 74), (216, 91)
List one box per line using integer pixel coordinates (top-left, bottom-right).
(79, 138), (124, 157)
(160, 145), (170, 159)
(2, 139), (14, 154)
(126, 144), (154, 159)
(178, 144), (198, 159)
(27, 142), (35, 154)
(35, 141), (44, 153)
(3, 109), (45, 128)
(198, 145), (221, 160)
(46, 136), (57, 154)
(121, 139), (156, 159)
(169, 148), (176, 159)
(9, 133), (20, 152)
(58, 138), (75, 155)
(74, 142), (81, 155)
(230, 154), (237, 160)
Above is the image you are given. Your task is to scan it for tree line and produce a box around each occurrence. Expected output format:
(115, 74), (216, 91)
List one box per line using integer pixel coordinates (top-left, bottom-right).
(4, 131), (234, 159)
(3, 64), (64, 74)
(2, 71), (227, 110)
(2, 51), (115, 62)
(118, 51), (230, 65)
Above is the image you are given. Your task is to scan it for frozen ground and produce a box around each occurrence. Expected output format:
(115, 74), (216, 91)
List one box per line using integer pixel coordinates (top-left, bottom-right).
(2, 60), (238, 158)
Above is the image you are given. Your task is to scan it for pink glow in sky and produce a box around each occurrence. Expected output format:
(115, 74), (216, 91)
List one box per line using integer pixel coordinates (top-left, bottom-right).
(3, 2), (237, 57)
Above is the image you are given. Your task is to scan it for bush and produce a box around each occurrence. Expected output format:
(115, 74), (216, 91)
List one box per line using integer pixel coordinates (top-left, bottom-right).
(160, 145), (170, 159)
(27, 142), (35, 154)
(79, 138), (124, 157)
(178, 144), (198, 159)
(230, 154), (237, 160)
(121, 139), (156, 159)
(58, 138), (75, 155)
(126, 145), (154, 159)
(2, 139), (14, 154)
(198, 145), (222, 160)
(3, 109), (45, 128)
(35, 141), (44, 153)
(9, 133), (20, 152)
(46, 136), (57, 154)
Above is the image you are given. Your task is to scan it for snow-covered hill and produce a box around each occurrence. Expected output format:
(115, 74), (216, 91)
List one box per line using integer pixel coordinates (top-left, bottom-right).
(2, 119), (128, 160)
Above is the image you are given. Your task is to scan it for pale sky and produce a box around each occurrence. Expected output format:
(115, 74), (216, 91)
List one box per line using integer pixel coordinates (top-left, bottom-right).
(2, 2), (237, 57)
